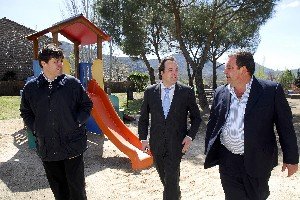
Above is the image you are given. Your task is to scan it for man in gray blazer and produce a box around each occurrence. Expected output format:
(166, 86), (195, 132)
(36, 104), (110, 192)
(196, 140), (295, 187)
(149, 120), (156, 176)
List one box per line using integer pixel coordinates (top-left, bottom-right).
(138, 56), (201, 200)
(204, 51), (299, 200)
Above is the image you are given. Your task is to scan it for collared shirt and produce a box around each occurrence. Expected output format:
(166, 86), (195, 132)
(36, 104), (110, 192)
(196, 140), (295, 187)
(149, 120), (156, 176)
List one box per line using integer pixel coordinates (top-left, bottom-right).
(141, 82), (176, 143)
(42, 72), (64, 90)
(220, 77), (253, 155)
(42, 72), (60, 83)
(160, 82), (176, 104)
(141, 82), (192, 142)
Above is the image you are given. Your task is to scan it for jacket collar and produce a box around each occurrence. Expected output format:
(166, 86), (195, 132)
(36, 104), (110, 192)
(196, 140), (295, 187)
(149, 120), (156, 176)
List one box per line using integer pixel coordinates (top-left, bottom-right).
(222, 85), (231, 118)
(36, 73), (67, 88)
(244, 76), (263, 116)
(169, 83), (179, 114)
(221, 76), (263, 117)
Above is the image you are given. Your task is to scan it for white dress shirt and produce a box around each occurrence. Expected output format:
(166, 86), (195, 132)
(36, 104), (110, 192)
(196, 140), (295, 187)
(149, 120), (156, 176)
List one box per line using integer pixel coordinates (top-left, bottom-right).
(220, 77), (253, 155)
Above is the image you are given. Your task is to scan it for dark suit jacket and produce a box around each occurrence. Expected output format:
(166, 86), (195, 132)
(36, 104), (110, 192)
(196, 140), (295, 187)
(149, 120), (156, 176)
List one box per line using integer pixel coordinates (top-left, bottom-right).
(138, 82), (201, 157)
(204, 76), (299, 177)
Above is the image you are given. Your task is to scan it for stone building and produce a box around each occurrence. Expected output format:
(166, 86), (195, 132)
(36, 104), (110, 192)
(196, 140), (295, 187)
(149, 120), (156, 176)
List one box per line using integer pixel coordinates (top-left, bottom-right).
(0, 17), (49, 81)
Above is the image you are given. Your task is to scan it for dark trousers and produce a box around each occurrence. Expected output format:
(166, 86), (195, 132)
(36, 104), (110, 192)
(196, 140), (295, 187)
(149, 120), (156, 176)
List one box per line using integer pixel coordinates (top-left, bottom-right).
(42, 154), (87, 200)
(219, 145), (270, 200)
(153, 142), (182, 200)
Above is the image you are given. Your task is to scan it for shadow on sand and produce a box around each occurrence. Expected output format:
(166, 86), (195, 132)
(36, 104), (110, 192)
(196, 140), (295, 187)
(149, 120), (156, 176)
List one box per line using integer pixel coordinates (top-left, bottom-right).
(1, 109), (299, 193)
(0, 129), (133, 193)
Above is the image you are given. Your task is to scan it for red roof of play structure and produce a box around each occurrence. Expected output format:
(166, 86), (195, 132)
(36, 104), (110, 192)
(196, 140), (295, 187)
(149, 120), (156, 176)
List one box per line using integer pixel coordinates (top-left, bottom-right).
(26, 14), (110, 45)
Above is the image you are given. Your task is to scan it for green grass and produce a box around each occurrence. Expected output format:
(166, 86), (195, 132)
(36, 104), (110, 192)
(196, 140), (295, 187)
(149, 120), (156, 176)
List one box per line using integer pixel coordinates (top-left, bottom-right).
(0, 92), (144, 121)
(114, 92), (144, 115)
(0, 96), (21, 120)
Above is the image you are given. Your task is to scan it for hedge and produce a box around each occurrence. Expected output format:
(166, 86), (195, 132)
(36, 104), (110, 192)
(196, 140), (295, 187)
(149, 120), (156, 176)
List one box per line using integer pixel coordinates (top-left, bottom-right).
(0, 81), (25, 96)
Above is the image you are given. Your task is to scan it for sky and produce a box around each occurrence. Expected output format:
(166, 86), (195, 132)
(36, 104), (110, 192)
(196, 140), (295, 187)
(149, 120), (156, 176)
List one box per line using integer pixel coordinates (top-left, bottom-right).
(0, 0), (299, 71)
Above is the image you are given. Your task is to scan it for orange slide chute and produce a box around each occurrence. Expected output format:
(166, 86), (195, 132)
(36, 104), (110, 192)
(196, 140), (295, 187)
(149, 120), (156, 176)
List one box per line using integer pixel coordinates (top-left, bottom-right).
(87, 79), (153, 170)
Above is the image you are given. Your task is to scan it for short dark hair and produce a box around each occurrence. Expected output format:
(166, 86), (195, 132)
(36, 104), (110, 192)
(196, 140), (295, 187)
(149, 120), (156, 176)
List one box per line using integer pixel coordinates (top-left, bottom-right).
(38, 43), (64, 68)
(229, 51), (255, 76)
(158, 56), (175, 80)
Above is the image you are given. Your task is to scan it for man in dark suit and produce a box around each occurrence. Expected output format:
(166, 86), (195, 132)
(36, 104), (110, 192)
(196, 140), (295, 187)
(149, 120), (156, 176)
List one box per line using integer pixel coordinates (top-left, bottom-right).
(138, 56), (201, 200)
(204, 51), (299, 200)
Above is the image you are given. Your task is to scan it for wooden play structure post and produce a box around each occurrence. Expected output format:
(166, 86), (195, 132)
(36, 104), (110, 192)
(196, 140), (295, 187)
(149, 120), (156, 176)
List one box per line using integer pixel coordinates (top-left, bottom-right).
(52, 32), (59, 45)
(26, 14), (110, 84)
(32, 38), (38, 60)
(97, 36), (102, 60)
(74, 41), (80, 78)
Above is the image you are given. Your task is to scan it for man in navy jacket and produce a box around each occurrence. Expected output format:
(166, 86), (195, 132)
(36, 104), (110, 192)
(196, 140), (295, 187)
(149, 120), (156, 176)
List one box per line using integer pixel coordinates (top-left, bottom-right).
(204, 51), (298, 200)
(20, 43), (92, 200)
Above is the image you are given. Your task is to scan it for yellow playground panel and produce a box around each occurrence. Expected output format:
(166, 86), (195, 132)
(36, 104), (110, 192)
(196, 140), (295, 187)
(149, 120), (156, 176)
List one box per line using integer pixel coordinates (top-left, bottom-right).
(92, 59), (104, 88)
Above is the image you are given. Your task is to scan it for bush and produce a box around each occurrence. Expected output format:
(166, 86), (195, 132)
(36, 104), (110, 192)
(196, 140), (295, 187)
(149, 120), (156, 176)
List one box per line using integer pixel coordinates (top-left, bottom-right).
(294, 69), (300, 88)
(1, 71), (17, 81)
(278, 69), (295, 91)
(127, 72), (149, 92)
(104, 81), (135, 93)
(0, 81), (25, 96)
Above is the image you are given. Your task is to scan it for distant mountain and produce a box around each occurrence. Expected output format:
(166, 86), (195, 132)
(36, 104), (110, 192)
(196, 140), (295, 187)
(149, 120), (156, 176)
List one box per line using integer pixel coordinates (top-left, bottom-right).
(60, 41), (73, 57)
(60, 43), (297, 83)
(110, 53), (227, 83)
(106, 53), (298, 86)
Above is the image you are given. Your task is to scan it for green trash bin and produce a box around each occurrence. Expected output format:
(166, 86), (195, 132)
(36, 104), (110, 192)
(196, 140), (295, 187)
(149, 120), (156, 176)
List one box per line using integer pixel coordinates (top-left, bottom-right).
(27, 130), (36, 149)
(109, 95), (124, 120)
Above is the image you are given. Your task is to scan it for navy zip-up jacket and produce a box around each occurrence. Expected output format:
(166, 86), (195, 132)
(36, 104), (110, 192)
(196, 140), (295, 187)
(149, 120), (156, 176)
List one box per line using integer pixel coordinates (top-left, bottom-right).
(20, 74), (93, 161)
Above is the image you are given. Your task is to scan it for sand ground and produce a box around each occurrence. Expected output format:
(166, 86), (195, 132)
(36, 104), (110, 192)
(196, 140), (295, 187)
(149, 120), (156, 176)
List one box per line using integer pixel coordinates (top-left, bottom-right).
(0, 99), (299, 200)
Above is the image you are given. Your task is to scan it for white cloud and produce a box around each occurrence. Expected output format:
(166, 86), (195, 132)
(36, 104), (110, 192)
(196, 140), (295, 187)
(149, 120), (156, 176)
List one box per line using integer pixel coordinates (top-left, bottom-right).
(281, 1), (300, 9)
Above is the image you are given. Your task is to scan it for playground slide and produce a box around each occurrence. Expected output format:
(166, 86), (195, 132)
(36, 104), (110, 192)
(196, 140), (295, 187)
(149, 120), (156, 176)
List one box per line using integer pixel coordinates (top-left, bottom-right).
(87, 79), (153, 170)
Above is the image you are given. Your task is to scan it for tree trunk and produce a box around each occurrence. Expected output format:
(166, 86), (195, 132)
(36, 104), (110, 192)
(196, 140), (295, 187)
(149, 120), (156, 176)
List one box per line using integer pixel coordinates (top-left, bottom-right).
(153, 42), (161, 63)
(170, 0), (210, 112)
(141, 53), (156, 84)
(212, 57), (217, 90)
(186, 62), (194, 88)
(194, 67), (210, 113)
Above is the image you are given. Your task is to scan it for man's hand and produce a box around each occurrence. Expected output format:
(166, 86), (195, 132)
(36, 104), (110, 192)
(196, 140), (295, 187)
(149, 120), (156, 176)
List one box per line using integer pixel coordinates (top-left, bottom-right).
(141, 140), (150, 152)
(282, 163), (298, 177)
(182, 136), (192, 153)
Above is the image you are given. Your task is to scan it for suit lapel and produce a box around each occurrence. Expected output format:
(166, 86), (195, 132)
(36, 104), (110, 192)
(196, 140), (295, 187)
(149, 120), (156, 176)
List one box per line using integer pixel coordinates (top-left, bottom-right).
(221, 86), (231, 118)
(168, 83), (179, 117)
(245, 77), (263, 116)
(154, 84), (164, 117)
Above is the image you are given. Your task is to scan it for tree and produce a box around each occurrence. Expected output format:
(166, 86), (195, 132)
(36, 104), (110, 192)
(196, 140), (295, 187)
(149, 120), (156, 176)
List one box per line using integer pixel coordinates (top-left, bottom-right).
(128, 72), (149, 92)
(103, 56), (131, 82)
(158, 0), (278, 112)
(95, 0), (278, 112)
(61, 0), (99, 62)
(208, 17), (260, 89)
(267, 71), (276, 81)
(294, 69), (300, 88)
(255, 66), (267, 80)
(278, 69), (295, 91)
(94, 0), (173, 84)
